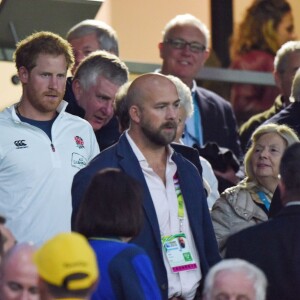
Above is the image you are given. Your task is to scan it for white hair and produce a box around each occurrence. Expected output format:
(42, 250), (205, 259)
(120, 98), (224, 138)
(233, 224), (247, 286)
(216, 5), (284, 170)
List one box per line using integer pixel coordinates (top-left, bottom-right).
(274, 41), (300, 73)
(166, 75), (194, 117)
(162, 14), (210, 47)
(290, 68), (300, 102)
(203, 259), (267, 300)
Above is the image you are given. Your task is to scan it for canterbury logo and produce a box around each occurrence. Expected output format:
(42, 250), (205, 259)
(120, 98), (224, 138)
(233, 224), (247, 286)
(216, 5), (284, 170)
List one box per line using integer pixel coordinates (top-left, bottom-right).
(14, 140), (28, 148)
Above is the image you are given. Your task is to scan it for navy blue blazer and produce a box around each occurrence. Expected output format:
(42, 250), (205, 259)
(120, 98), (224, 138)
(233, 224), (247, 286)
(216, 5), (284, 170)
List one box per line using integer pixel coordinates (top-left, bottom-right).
(226, 205), (300, 300)
(195, 87), (242, 160)
(265, 101), (300, 135)
(72, 134), (221, 299)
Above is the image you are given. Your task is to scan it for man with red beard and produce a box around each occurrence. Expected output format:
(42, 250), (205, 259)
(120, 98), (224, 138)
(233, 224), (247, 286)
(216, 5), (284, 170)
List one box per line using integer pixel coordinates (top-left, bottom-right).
(0, 32), (99, 245)
(72, 73), (220, 300)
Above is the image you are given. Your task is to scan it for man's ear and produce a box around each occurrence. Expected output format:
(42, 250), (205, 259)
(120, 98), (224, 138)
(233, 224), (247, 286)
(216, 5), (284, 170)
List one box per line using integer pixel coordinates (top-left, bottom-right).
(201, 48), (210, 66)
(18, 66), (29, 84)
(37, 277), (48, 299)
(129, 105), (141, 123)
(274, 71), (282, 90)
(158, 42), (164, 59)
(72, 79), (83, 105)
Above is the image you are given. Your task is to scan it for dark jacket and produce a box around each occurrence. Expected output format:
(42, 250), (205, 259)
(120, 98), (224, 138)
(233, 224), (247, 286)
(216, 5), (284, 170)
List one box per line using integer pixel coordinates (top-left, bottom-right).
(239, 95), (284, 153)
(226, 205), (300, 300)
(265, 101), (300, 135)
(195, 87), (242, 160)
(72, 134), (221, 299)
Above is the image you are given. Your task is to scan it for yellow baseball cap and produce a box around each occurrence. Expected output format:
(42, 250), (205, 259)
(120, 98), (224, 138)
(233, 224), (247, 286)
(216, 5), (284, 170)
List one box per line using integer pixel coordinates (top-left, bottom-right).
(33, 232), (99, 290)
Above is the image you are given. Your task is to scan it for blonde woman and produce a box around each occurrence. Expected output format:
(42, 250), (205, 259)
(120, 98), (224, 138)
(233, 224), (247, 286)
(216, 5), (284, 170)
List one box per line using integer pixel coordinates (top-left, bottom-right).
(211, 123), (299, 255)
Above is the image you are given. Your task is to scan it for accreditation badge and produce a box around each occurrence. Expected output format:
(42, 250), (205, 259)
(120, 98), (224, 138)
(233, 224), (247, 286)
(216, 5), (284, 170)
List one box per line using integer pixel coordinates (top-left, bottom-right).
(162, 233), (198, 273)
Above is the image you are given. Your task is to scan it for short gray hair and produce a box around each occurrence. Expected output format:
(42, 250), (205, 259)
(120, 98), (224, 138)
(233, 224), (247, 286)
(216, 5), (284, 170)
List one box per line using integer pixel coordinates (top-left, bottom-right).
(274, 41), (300, 73)
(114, 81), (132, 132)
(73, 50), (128, 91)
(291, 68), (300, 102)
(162, 14), (210, 47)
(203, 259), (267, 300)
(67, 19), (119, 56)
(166, 75), (194, 117)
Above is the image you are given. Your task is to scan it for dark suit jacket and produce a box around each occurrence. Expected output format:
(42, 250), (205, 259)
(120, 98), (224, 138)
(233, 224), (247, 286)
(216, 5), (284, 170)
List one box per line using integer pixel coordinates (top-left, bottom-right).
(226, 205), (300, 300)
(94, 116), (121, 151)
(72, 134), (220, 299)
(64, 77), (85, 117)
(265, 101), (300, 135)
(239, 95), (284, 154)
(195, 87), (242, 160)
(171, 143), (202, 176)
(268, 186), (282, 218)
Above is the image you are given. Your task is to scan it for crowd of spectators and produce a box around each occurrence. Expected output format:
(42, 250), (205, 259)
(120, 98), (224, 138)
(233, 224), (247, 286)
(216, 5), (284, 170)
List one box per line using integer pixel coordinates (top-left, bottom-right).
(1, 1), (300, 299)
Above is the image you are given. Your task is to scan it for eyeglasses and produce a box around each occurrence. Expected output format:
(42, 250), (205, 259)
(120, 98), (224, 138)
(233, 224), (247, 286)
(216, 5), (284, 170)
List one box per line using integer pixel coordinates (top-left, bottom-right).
(164, 38), (206, 53)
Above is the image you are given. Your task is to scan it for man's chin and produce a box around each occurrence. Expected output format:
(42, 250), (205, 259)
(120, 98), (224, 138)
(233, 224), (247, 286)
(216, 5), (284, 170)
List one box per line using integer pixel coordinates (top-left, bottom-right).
(90, 119), (107, 131)
(93, 125), (104, 131)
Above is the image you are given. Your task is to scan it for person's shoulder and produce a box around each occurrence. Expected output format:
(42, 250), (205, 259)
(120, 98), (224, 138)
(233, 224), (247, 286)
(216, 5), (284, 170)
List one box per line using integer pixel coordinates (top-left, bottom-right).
(228, 216), (269, 244)
(0, 105), (13, 118)
(216, 185), (252, 212)
(195, 86), (232, 107)
(231, 50), (274, 70)
(62, 111), (88, 123)
(112, 242), (149, 263)
(240, 110), (267, 131)
(61, 112), (96, 133)
(265, 102), (297, 124)
(242, 50), (274, 60)
(172, 150), (199, 171)
(171, 143), (199, 158)
(221, 184), (242, 198)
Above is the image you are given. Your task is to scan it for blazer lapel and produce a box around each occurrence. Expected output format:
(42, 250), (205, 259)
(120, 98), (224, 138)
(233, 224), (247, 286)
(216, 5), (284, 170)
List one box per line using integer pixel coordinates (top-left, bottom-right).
(117, 135), (162, 246)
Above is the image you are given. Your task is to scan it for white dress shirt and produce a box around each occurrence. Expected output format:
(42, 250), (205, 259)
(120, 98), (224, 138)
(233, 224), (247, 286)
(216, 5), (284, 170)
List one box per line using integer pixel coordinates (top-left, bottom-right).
(126, 131), (201, 299)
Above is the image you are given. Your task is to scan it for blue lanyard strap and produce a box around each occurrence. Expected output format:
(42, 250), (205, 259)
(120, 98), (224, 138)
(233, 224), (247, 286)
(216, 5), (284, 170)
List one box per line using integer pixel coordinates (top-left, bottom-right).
(257, 191), (270, 211)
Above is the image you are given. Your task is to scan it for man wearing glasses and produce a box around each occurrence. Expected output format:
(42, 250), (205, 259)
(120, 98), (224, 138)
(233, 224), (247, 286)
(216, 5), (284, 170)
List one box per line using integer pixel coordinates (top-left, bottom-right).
(159, 14), (242, 162)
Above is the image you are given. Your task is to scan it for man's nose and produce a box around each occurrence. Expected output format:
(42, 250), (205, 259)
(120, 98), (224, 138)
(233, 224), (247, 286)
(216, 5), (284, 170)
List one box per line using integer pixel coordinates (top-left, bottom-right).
(166, 106), (178, 120)
(19, 290), (33, 300)
(100, 101), (114, 116)
(181, 44), (193, 55)
(49, 76), (58, 89)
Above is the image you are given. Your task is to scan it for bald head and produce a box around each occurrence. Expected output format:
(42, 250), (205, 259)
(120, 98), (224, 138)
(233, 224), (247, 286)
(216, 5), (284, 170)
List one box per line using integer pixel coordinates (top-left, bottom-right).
(0, 244), (39, 300)
(127, 73), (180, 147)
(127, 73), (178, 108)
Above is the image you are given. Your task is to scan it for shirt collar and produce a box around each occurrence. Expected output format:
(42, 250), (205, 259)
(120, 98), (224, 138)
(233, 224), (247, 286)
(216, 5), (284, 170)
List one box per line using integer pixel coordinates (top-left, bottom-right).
(191, 80), (197, 94)
(125, 130), (174, 163)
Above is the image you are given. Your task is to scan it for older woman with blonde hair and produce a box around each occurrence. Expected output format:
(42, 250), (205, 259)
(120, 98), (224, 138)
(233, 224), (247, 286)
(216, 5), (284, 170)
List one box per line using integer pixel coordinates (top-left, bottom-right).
(211, 123), (299, 255)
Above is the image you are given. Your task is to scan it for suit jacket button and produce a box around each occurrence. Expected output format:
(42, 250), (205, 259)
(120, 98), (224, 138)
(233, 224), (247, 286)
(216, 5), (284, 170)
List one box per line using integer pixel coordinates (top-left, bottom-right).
(161, 283), (167, 290)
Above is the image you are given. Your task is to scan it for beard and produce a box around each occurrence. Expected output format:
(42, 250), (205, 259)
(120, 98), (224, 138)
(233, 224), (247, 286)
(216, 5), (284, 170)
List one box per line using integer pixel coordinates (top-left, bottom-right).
(30, 90), (63, 113)
(140, 120), (177, 146)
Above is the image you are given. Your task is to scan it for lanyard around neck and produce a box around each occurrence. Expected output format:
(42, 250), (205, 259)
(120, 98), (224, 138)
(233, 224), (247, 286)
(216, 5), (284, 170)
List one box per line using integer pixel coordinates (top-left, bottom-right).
(257, 191), (270, 211)
(174, 174), (184, 232)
